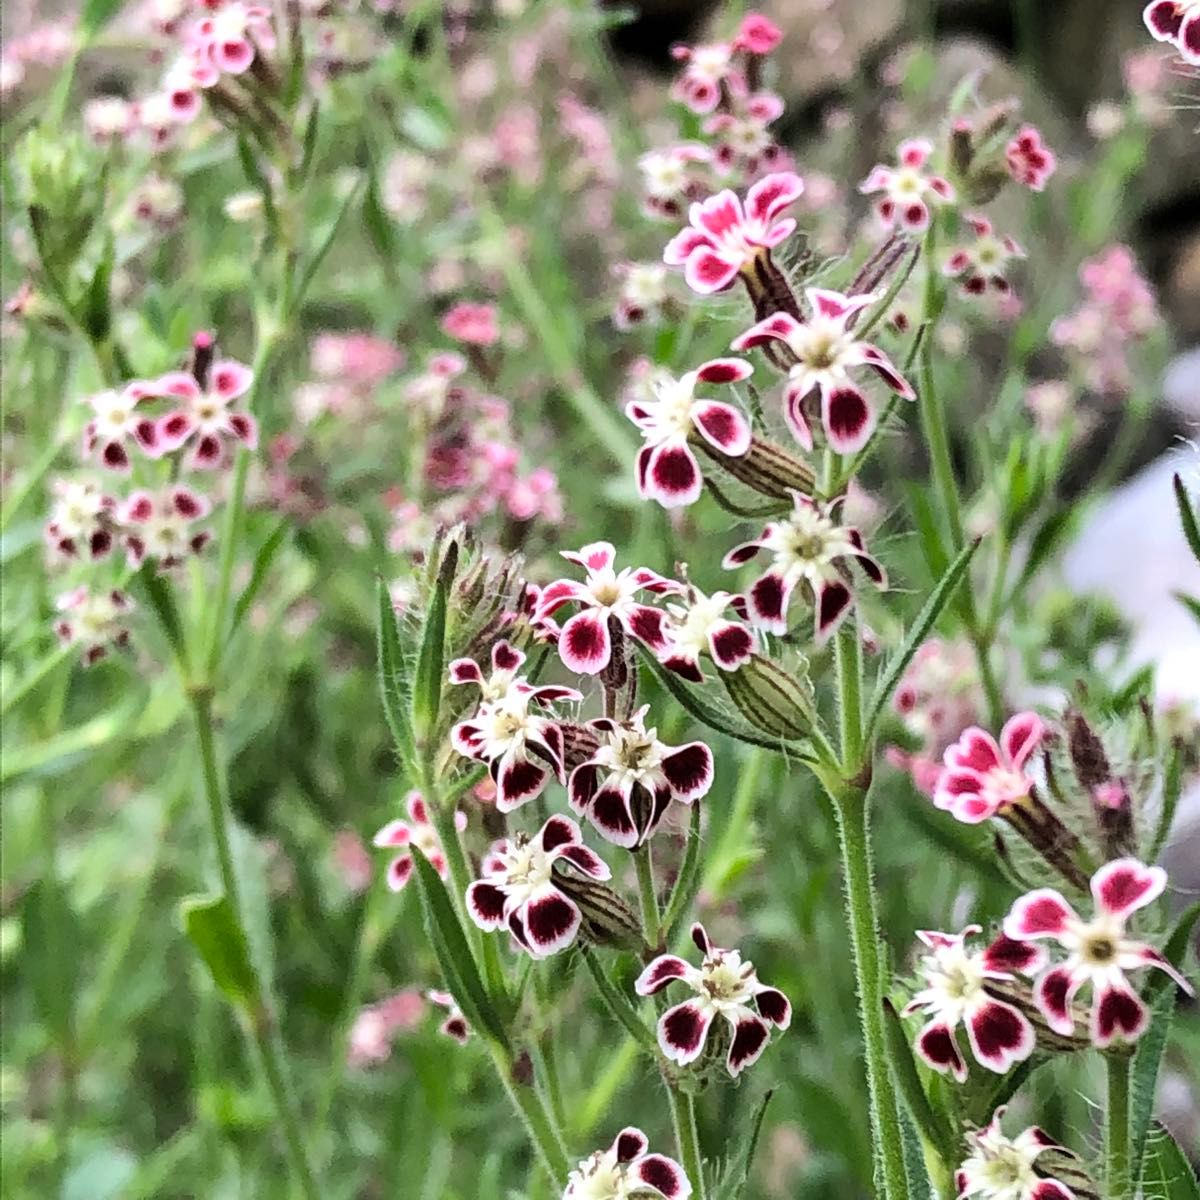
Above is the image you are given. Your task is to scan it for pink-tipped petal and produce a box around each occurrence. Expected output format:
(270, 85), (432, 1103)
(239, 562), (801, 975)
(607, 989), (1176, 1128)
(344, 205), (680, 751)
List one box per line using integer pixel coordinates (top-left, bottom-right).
(695, 357), (753, 384)
(613, 1128), (649, 1164)
(373, 820), (411, 848)
(521, 888), (581, 957)
(731, 311), (803, 351)
(781, 379), (814, 450)
(708, 620), (754, 669)
(1000, 711), (1045, 769)
(814, 580), (853, 642)
(1090, 858), (1166, 921)
(1034, 965), (1083, 1036)
(822, 386), (874, 454)
(448, 658), (484, 685)
(661, 742), (714, 801)
(466, 881), (509, 928)
(726, 1014), (771, 1076)
(1005, 889), (1077, 940)
(646, 442), (703, 508)
(632, 1154), (692, 1200)
(965, 998), (1035, 1073)
(684, 249), (741, 294)
(555, 844), (610, 880)
(915, 1021), (968, 1083)
(754, 986), (792, 1029)
(691, 400), (751, 455)
(635, 955), (693, 995)
(1091, 981), (1148, 1048)
(982, 934), (1048, 977)
(744, 171), (804, 223)
(496, 757), (549, 812)
(747, 570), (793, 634)
(559, 610), (613, 675)
(386, 854), (414, 891)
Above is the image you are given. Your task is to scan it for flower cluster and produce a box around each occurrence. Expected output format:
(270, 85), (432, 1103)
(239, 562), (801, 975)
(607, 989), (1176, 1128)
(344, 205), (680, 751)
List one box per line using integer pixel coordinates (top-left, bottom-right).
(1143, 1), (1200, 65)
(372, 790), (467, 892)
(565, 1128), (691, 1200)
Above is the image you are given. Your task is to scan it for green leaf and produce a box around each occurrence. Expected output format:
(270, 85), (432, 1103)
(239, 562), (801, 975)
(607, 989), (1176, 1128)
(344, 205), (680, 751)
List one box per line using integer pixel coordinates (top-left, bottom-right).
(1174, 591), (1200, 627)
(228, 519), (290, 643)
(662, 804), (703, 944)
(377, 578), (415, 771)
(1174, 473), (1200, 565)
(179, 894), (261, 1011)
(137, 565), (189, 673)
(80, 234), (115, 343)
(1141, 1124), (1200, 1200)
(712, 1089), (774, 1200)
(80, 0), (125, 37)
(904, 484), (951, 582)
(290, 180), (363, 318)
(411, 540), (457, 747)
(1148, 743), (1183, 861)
(23, 876), (80, 1047)
(883, 999), (957, 1169)
(362, 151), (398, 268)
(411, 850), (508, 1049)
(235, 136), (278, 235)
(865, 538), (981, 737)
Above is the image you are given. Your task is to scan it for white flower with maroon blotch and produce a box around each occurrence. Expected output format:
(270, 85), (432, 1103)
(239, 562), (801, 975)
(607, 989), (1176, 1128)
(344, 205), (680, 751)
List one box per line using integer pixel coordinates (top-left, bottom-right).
(44, 478), (116, 561)
(372, 790), (467, 892)
(564, 1128), (691, 1200)
(449, 640), (581, 812)
(955, 1108), (1077, 1200)
(859, 139), (955, 234)
(54, 586), (134, 666)
(903, 926), (1046, 1083)
(151, 359), (257, 468)
(934, 713), (1045, 824)
(663, 172), (804, 295)
(568, 706), (713, 848)
(944, 215), (1026, 297)
(1004, 858), (1194, 1048)
(636, 923), (790, 1078)
(82, 384), (160, 471)
(669, 39), (734, 114)
(722, 492), (886, 641)
(732, 289), (914, 454)
(466, 815), (610, 959)
(428, 989), (471, 1044)
(625, 359), (753, 508)
(658, 582), (755, 682)
(638, 144), (710, 221)
(536, 543), (679, 675)
(1144, 1), (1200, 64)
(119, 485), (212, 569)
(1004, 126), (1057, 193)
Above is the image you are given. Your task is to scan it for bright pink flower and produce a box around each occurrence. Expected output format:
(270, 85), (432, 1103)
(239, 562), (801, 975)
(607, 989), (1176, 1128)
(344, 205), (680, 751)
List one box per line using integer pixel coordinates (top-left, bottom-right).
(669, 39), (735, 114)
(53, 586), (134, 666)
(625, 358), (752, 507)
(703, 91), (786, 180)
(119, 485), (212, 568)
(82, 384), (161, 471)
(568, 705), (714, 848)
(466, 815), (610, 959)
(732, 289), (914, 453)
(187, 2), (275, 75)
(150, 357), (257, 469)
(663, 172), (804, 294)
(44, 478), (116, 561)
(372, 790), (468, 892)
(859, 139), (955, 233)
(1004, 858), (1194, 1048)
(1004, 126), (1057, 192)
(428, 989), (470, 1044)
(449, 640), (581, 812)
(722, 493), (886, 641)
(636, 923), (791, 1078)
(1143, 1), (1200, 63)
(536, 543), (679, 674)
(903, 926), (1046, 1082)
(565, 1128), (692, 1200)
(943, 214), (1026, 297)
(934, 714), (1045, 823)
(955, 1108), (1079, 1200)
(440, 301), (500, 346)
(734, 12), (783, 54)
(659, 582), (755, 682)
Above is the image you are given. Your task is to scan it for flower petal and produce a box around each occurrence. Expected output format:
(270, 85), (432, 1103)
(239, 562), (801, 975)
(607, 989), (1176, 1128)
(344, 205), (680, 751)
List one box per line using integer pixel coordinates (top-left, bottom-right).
(981, 934), (1048, 977)
(814, 580), (853, 642)
(965, 998), (1035, 1073)
(496, 756), (549, 812)
(1090, 980), (1148, 1047)
(708, 620), (754, 669)
(587, 780), (640, 848)
(684, 249), (740, 294)
(822, 386), (874, 454)
(1005, 889), (1078, 941)
(726, 1014), (771, 1076)
(559, 611), (612, 674)
(466, 880), (509, 929)
(1089, 858), (1166, 921)
(691, 400), (751, 455)
(731, 311), (803, 351)
(1034, 965), (1084, 1036)
(632, 1153), (693, 1200)
(555, 843), (610, 880)
(657, 1001), (715, 1066)
(448, 658), (484, 685)
(915, 1021), (968, 1083)
(695, 357), (752, 384)
(521, 887), (581, 957)
(635, 955), (693, 996)
(754, 986), (792, 1029)
(645, 441), (703, 508)
(613, 1127), (649, 1164)
(1000, 711), (1044, 770)
(373, 820), (412, 848)
(661, 742), (714, 801)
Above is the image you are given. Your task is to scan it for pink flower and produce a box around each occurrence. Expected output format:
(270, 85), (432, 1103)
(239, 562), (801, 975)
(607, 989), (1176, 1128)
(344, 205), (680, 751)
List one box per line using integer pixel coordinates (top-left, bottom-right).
(568, 706), (714, 848)
(658, 582), (755, 682)
(955, 1108), (1080, 1200)
(635, 923), (791, 1078)
(347, 989), (426, 1066)
(119, 485), (212, 569)
(44, 478), (116, 561)
(734, 12), (783, 55)
(858, 139), (955, 233)
(536, 543), (679, 674)
(934, 714), (1045, 823)
(903, 927), (1046, 1082)
(663, 172), (804, 294)
(625, 358), (753, 508)
(732, 289), (915, 454)
(428, 989), (470, 1043)
(372, 790), (468, 891)
(1004, 858), (1194, 1047)
(82, 384), (161, 471)
(565, 1128), (692, 1200)
(943, 214), (1026, 297)
(638, 144), (711, 222)
(466, 815), (610, 959)
(1143, 2), (1200, 64)
(331, 830), (372, 894)
(53, 586), (134, 666)
(187, 2), (275, 75)
(722, 493), (887, 641)
(311, 332), (404, 387)
(1004, 126), (1057, 192)
(449, 640), (581, 812)
(150, 357), (257, 468)
(440, 301), (499, 346)
(669, 39), (735, 114)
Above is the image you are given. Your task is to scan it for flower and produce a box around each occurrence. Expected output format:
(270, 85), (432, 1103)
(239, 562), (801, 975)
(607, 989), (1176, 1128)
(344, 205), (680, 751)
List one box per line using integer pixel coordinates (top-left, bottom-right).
(347, 990), (426, 1067)
(568, 705), (714, 847)
(732, 288), (914, 453)
(119, 485), (212, 568)
(564, 1128), (692, 1200)
(624, 358), (753, 507)
(466, 815), (610, 958)
(449, 640), (581, 812)
(638, 144), (710, 221)
(536, 543), (679, 674)
(943, 215), (1026, 296)
(372, 790), (468, 891)
(428, 989), (471, 1044)
(722, 493), (886, 640)
(1004, 126), (1057, 192)
(663, 172), (804, 294)
(903, 927), (1046, 1081)
(151, 357), (258, 468)
(733, 12), (783, 55)
(82, 384), (161, 471)
(658, 581), (755, 681)
(955, 1108), (1078, 1200)
(613, 262), (671, 331)
(53, 586), (134, 665)
(440, 301), (499, 346)
(1004, 858), (1194, 1047)
(44, 478), (116, 561)
(187, 2), (275, 75)
(1143, 2), (1200, 63)
(933, 714), (1045, 823)
(669, 39), (734, 114)
(859, 139), (955, 233)
(635, 923), (790, 1077)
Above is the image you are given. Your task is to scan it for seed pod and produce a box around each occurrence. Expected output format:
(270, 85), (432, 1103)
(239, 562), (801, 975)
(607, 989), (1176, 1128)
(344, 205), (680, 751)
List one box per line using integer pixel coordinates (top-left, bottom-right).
(739, 250), (802, 320)
(723, 653), (813, 740)
(982, 979), (1090, 1056)
(557, 874), (644, 954)
(1000, 792), (1090, 892)
(696, 433), (815, 500)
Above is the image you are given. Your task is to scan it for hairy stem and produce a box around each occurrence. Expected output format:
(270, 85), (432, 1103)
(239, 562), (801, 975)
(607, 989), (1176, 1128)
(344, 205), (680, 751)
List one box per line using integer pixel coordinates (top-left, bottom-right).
(634, 845), (662, 951)
(1106, 1052), (1132, 1200)
(486, 1040), (571, 1188)
(667, 1086), (707, 1200)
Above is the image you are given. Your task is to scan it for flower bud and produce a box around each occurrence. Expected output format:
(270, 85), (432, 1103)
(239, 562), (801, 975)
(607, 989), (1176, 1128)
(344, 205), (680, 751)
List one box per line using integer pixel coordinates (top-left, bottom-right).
(557, 874), (644, 953)
(722, 653), (814, 740)
(695, 432), (815, 500)
(1065, 709), (1110, 790)
(982, 978), (1090, 1057)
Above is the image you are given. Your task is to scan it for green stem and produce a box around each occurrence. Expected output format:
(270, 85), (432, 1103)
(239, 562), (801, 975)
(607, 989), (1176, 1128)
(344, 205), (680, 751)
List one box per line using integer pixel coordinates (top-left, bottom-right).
(1105, 1052), (1132, 1200)
(252, 1023), (322, 1200)
(580, 945), (658, 1053)
(831, 786), (909, 1200)
(634, 846), (661, 951)
(484, 1040), (571, 1189)
(666, 1086), (706, 1200)
(835, 621), (864, 774)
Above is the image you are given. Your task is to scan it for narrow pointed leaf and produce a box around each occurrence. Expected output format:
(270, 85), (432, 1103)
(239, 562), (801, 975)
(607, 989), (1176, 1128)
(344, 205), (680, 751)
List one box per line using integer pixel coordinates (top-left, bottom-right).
(883, 999), (957, 1168)
(228, 519), (290, 643)
(1174, 473), (1200, 565)
(180, 894), (261, 1011)
(1141, 1123), (1200, 1200)
(377, 579), (415, 771)
(411, 540), (457, 746)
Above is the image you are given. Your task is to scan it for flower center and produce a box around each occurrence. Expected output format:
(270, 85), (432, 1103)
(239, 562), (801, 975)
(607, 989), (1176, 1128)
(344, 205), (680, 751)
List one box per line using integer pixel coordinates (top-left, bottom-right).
(1080, 932), (1117, 965)
(701, 954), (754, 1005)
